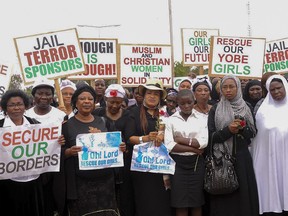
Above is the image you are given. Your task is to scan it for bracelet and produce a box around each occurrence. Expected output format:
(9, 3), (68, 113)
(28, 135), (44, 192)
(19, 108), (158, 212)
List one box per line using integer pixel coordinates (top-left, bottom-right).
(139, 136), (144, 144)
(188, 138), (192, 146)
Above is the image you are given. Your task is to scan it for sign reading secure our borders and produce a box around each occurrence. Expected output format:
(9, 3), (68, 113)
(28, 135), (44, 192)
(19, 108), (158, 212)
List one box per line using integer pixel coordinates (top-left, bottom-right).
(131, 142), (175, 175)
(181, 28), (219, 66)
(0, 122), (62, 180)
(68, 38), (118, 80)
(209, 36), (266, 79)
(76, 131), (123, 170)
(14, 28), (86, 85)
(264, 38), (288, 74)
(119, 44), (172, 87)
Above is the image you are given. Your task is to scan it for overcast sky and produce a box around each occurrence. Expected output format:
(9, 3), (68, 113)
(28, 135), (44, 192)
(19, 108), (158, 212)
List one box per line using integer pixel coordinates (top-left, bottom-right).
(1, 0), (288, 66)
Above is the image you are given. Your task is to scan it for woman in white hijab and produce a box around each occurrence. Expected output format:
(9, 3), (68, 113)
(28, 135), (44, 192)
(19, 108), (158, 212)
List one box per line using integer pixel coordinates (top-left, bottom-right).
(250, 74), (288, 215)
(207, 75), (259, 216)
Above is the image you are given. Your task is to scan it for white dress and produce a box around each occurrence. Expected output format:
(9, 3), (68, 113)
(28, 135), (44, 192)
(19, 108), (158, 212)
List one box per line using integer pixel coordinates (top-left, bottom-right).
(25, 106), (66, 124)
(250, 75), (288, 214)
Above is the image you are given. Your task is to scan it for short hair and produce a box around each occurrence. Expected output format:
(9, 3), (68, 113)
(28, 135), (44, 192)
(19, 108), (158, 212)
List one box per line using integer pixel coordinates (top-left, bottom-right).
(1, 89), (30, 115)
(71, 85), (97, 110)
(177, 89), (195, 102)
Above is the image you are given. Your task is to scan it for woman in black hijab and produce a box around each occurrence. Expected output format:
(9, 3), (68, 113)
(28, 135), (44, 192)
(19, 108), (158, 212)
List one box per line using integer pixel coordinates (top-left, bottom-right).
(243, 79), (262, 109)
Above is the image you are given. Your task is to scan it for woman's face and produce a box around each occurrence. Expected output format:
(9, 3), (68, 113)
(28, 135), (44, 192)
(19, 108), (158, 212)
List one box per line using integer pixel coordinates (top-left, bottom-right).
(269, 81), (286, 101)
(165, 95), (177, 110)
(34, 87), (53, 109)
(6, 96), (26, 120)
(61, 87), (75, 106)
(179, 81), (192, 91)
(94, 80), (106, 96)
(144, 89), (161, 108)
(177, 95), (194, 115)
(221, 78), (237, 100)
(106, 97), (123, 114)
(76, 91), (95, 115)
(248, 85), (262, 100)
(194, 84), (210, 103)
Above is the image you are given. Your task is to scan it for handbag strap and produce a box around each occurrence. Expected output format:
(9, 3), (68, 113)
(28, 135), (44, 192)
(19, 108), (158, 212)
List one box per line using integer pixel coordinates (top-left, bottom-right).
(209, 132), (236, 156)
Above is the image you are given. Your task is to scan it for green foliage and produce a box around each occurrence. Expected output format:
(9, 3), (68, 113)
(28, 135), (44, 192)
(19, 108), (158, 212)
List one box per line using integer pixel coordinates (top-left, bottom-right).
(8, 74), (23, 90)
(174, 61), (190, 77)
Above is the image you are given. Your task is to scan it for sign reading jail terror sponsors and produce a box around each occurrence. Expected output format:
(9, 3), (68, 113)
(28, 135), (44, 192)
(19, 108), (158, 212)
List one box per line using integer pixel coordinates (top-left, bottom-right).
(264, 38), (288, 73)
(119, 44), (172, 87)
(14, 28), (86, 85)
(76, 131), (123, 170)
(0, 59), (13, 97)
(182, 28), (219, 66)
(131, 142), (175, 175)
(68, 38), (118, 80)
(0, 122), (62, 180)
(209, 36), (266, 79)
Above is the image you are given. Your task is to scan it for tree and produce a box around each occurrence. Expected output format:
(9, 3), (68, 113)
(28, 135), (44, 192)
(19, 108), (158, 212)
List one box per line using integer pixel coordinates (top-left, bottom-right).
(8, 74), (23, 90)
(174, 61), (190, 77)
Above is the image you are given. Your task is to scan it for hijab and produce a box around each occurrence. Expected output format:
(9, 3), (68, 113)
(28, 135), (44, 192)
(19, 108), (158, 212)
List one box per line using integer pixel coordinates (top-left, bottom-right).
(243, 79), (262, 108)
(215, 75), (256, 153)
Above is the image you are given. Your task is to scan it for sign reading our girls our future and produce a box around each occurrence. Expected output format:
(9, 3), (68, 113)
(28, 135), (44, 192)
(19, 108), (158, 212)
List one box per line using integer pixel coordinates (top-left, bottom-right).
(181, 28), (219, 66)
(68, 38), (118, 80)
(76, 131), (123, 170)
(14, 28), (86, 85)
(209, 36), (266, 78)
(119, 44), (172, 87)
(0, 123), (62, 180)
(264, 38), (288, 73)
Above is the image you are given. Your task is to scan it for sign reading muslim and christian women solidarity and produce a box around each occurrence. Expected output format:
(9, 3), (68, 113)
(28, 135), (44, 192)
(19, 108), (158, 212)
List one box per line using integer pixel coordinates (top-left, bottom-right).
(0, 59), (13, 97)
(209, 36), (266, 79)
(14, 28), (86, 85)
(264, 38), (288, 73)
(181, 28), (219, 66)
(76, 131), (123, 170)
(68, 38), (118, 80)
(131, 142), (175, 175)
(119, 44), (172, 87)
(0, 123), (62, 180)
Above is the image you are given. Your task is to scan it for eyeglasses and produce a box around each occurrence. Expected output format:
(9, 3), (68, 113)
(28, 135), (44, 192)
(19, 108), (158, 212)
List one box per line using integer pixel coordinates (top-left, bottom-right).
(7, 103), (25, 108)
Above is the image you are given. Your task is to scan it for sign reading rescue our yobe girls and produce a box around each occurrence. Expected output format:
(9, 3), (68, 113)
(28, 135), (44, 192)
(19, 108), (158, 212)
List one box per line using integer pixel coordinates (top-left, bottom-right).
(14, 28), (86, 85)
(68, 38), (118, 80)
(181, 28), (219, 66)
(264, 38), (288, 74)
(119, 44), (172, 87)
(209, 36), (266, 79)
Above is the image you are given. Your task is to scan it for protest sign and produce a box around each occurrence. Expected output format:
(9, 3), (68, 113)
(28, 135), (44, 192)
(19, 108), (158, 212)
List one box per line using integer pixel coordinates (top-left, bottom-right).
(68, 38), (118, 80)
(182, 28), (219, 66)
(264, 38), (288, 74)
(76, 131), (123, 170)
(14, 28), (86, 85)
(131, 142), (175, 175)
(0, 122), (62, 180)
(0, 59), (13, 97)
(209, 36), (266, 79)
(119, 44), (172, 87)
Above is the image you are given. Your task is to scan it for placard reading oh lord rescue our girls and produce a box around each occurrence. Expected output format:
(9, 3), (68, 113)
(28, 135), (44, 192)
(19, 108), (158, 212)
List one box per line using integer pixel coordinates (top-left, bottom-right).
(0, 123), (62, 180)
(14, 28), (86, 85)
(209, 36), (266, 79)
(131, 142), (175, 175)
(119, 44), (173, 87)
(76, 131), (124, 170)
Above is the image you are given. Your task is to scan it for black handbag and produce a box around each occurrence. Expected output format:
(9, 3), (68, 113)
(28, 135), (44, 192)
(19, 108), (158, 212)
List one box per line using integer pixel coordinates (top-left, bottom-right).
(204, 132), (239, 195)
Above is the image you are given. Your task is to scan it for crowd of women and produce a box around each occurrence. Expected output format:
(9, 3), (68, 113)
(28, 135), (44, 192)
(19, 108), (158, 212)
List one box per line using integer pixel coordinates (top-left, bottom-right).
(0, 73), (287, 216)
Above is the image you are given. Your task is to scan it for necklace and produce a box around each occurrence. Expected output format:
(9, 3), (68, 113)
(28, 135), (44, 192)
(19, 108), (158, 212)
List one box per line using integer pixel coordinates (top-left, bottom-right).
(195, 104), (209, 115)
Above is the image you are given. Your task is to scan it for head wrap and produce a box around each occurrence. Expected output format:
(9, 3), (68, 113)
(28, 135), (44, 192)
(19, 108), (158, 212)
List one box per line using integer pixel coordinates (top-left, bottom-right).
(105, 84), (126, 98)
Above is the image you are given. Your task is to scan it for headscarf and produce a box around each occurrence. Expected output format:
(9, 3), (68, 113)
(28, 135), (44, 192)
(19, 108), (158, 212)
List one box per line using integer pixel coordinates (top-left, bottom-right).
(243, 79), (262, 108)
(215, 75), (256, 153)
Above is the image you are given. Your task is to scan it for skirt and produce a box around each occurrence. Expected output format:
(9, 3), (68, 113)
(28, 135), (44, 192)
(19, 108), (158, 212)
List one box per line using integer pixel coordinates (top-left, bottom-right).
(170, 154), (205, 208)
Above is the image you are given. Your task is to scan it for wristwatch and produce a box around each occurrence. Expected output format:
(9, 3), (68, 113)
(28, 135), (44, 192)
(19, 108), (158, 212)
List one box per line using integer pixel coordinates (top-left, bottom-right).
(139, 136), (144, 144)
